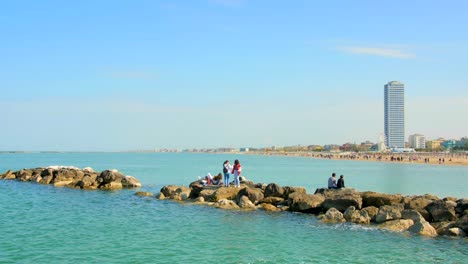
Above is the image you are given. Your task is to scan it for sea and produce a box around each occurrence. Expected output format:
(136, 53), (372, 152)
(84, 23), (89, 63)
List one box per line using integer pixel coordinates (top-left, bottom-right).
(0, 152), (467, 263)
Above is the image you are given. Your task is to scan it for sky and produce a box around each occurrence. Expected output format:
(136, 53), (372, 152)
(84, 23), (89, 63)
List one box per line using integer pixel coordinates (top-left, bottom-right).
(1, 0), (467, 151)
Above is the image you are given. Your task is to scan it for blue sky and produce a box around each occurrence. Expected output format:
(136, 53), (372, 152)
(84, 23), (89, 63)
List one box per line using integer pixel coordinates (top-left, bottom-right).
(1, 0), (467, 151)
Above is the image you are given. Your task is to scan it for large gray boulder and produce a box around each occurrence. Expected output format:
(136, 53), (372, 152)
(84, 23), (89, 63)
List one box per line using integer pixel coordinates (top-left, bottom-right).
(426, 200), (457, 222)
(362, 206), (379, 222)
(409, 221), (438, 237)
(375, 204), (404, 223)
(401, 209), (426, 223)
(122, 176), (142, 188)
(260, 197), (285, 205)
(452, 214), (468, 233)
(283, 186), (306, 199)
(214, 199), (239, 210)
(288, 193), (325, 213)
(264, 183), (284, 198)
(360, 191), (403, 207)
(321, 189), (362, 212)
(404, 196), (434, 221)
(236, 187), (264, 205)
(319, 208), (345, 223)
(96, 170), (125, 188)
(212, 187), (240, 201)
(161, 185), (180, 198)
(344, 206), (371, 224)
(455, 198), (468, 214)
(238, 195), (256, 210)
(379, 219), (414, 232)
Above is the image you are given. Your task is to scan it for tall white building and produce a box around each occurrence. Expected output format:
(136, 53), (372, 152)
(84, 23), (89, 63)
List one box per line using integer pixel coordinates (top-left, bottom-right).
(408, 134), (426, 149)
(384, 81), (405, 148)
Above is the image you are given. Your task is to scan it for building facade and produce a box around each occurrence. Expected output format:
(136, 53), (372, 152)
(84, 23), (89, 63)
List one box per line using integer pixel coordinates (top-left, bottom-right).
(384, 81), (405, 148)
(408, 134), (426, 149)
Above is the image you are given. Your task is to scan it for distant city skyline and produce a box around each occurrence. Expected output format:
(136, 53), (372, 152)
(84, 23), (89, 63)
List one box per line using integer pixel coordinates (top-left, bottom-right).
(1, 1), (467, 151)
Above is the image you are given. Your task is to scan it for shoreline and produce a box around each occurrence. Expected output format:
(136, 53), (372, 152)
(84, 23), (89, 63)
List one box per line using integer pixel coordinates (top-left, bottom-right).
(233, 151), (468, 167)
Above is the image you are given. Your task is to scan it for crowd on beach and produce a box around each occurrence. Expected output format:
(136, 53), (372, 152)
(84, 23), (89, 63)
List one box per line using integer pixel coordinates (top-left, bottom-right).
(250, 151), (468, 166)
(200, 159), (243, 187)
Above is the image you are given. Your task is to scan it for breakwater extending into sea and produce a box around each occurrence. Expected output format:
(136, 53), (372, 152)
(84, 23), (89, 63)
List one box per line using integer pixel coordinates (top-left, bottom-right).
(1, 153), (467, 263)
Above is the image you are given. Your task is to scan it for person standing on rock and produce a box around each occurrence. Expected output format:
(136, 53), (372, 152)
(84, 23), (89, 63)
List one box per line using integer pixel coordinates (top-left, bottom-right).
(337, 175), (345, 189)
(232, 159), (242, 188)
(328, 173), (337, 189)
(223, 160), (233, 187)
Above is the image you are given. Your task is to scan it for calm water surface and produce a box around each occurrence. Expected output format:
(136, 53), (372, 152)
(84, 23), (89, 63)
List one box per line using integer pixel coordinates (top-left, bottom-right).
(0, 153), (467, 263)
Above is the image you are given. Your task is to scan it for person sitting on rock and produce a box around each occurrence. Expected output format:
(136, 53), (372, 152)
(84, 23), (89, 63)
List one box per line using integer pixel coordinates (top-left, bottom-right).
(337, 175), (345, 189)
(211, 173), (223, 186)
(328, 173), (338, 189)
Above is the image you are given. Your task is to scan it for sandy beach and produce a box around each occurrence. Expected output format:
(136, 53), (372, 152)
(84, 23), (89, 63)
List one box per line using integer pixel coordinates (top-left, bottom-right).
(241, 151), (468, 166)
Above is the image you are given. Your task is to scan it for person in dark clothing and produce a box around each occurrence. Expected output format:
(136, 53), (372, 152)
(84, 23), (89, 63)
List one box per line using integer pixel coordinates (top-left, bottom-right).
(337, 175), (345, 189)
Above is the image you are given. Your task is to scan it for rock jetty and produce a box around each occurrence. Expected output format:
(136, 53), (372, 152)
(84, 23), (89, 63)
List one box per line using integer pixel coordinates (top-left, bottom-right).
(0, 166), (142, 190)
(155, 179), (467, 238)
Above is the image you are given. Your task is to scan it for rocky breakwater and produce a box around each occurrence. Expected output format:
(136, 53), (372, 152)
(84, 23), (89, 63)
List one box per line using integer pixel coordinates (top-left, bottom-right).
(154, 180), (467, 238)
(0, 166), (142, 190)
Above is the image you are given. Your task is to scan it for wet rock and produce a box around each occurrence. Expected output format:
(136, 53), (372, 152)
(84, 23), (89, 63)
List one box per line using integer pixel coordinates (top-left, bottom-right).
(99, 182), (123, 190)
(427, 200), (457, 222)
(375, 204), (404, 223)
(193, 196), (205, 203)
(122, 176), (142, 188)
(135, 191), (154, 197)
(343, 206), (371, 224)
(214, 199), (239, 210)
(319, 208), (345, 223)
(260, 203), (281, 212)
(1, 170), (16, 180)
(409, 221), (438, 237)
(264, 183), (284, 198)
(156, 192), (166, 200)
(161, 185), (180, 198)
(16, 169), (33, 181)
(446, 228), (466, 237)
(379, 219), (414, 232)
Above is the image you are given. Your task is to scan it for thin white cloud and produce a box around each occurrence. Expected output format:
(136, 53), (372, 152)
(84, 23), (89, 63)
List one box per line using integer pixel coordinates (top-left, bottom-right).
(338, 46), (415, 59)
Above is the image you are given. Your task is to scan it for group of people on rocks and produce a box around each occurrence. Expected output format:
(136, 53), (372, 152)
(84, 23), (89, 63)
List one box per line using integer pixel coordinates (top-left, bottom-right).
(202, 159), (242, 188)
(327, 173), (345, 189)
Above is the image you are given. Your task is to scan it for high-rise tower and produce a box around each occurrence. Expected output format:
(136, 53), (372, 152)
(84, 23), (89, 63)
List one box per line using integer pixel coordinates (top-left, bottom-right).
(384, 81), (405, 149)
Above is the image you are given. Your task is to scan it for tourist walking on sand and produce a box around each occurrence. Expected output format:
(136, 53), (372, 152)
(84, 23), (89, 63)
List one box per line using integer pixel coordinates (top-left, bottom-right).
(337, 175), (345, 189)
(328, 173), (337, 189)
(223, 160), (233, 187)
(232, 159), (242, 188)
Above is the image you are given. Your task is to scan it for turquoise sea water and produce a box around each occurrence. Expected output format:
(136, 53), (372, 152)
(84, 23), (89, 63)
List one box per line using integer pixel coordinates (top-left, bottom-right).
(0, 153), (467, 263)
